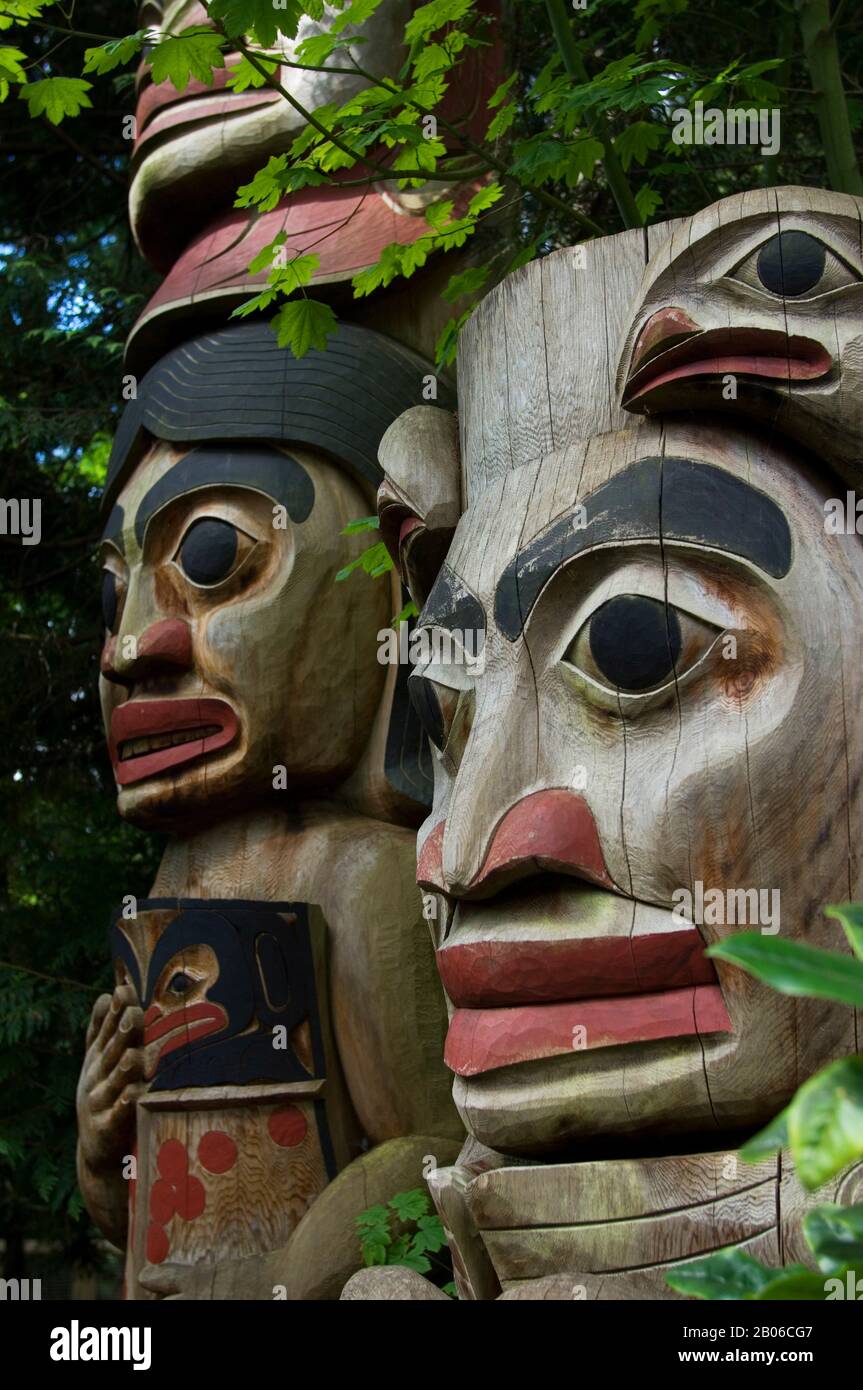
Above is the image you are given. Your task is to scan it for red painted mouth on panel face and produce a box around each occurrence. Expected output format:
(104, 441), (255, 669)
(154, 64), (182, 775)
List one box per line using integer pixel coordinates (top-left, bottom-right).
(143, 1001), (228, 1075)
(623, 322), (832, 409)
(110, 698), (238, 786)
(445, 984), (731, 1078)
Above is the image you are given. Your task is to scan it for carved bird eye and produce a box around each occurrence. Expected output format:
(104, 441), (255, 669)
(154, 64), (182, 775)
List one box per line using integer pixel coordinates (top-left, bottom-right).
(730, 231), (860, 300)
(168, 971), (192, 996)
(175, 517), (254, 588)
(564, 594), (719, 695)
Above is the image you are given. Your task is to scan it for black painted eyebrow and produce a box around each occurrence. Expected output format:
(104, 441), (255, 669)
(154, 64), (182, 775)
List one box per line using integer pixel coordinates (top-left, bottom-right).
(418, 564), (486, 637)
(101, 503), (125, 551)
(120, 445), (316, 547)
(494, 456), (792, 641)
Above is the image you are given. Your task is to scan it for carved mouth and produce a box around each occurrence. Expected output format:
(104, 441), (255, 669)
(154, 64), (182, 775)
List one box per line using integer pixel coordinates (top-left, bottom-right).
(437, 880), (732, 1078)
(110, 698), (238, 787)
(623, 324), (833, 409)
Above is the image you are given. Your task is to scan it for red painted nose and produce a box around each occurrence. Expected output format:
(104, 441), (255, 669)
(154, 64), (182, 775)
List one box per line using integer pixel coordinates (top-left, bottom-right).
(102, 618), (193, 684)
(418, 789), (614, 896)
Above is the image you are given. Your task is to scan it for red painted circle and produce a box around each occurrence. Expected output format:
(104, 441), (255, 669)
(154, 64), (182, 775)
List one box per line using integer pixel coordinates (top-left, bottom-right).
(198, 1130), (238, 1175)
(268, 1105), (307, 1148)
(146, 1221), (169, 1265)
(157, 1138), (188, 1184)
(173, 1173), (206, 1222)
(149, 1178), (176, 1225)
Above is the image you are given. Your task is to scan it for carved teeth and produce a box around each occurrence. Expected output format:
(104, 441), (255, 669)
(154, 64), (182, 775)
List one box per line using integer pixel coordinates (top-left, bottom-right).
(119, 725), (221, 761)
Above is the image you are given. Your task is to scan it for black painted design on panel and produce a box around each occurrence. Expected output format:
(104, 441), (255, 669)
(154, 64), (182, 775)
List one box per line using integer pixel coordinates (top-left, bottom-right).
(109, 899), (324, 1091)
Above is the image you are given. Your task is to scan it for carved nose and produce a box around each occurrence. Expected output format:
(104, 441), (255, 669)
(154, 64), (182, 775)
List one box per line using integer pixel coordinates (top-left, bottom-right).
(102, 619), (193, 684)
(418, 789), (614, 898)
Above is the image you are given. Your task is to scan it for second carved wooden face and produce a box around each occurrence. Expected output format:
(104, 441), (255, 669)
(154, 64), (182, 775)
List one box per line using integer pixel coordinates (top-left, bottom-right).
(99, 439), (388, 831)
(132, 0), (411, 267)
(404, 415), (863, 1155)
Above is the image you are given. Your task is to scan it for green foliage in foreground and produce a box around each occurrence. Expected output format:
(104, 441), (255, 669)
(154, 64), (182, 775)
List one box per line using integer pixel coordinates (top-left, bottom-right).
(667, 905), (863, 1300)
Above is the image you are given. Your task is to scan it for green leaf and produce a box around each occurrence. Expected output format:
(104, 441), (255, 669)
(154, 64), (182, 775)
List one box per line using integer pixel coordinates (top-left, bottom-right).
(825, 903), (863, 961)
(435, 307), (474, 368)
(0, 1), (50, 31)
(271, 298), (337, 357)
(391, 1249), (433, 1273)
(332, 0), (386, 34)
(467, 181), (504, 217)
(226, 53), (278, 93)
(271, 253), (321, 295)
(295, 33), (338, 67)
(235, 154), (289, 211)
(804, 1204), (863, 1275)
(22, 77), (93, 125)
(665, 1247), (777, 1299)
(389, 1188), (430, 1222)
(248, 234), (288, 275)
(0, 45), (27, 100)
(442, 266), (488, 302)
(488, 71), (517, 109)
(753, 1268), (832, 1300)
(149, 26), (225, 93)
(787, 1056), (863, 1189)
(739, 1106), (789, 1163)
(392, 599), (418, 626)
(405, 0), (474, 44)
(83, 33), (147, 76)
(706, 933), (863, 1009)
(486, 101), (515, 141)
(441, 1280), (457, 1298)
(635, 185), (663, 220)
(208, 0), (303, 47)
(613, 120), (664, 171)
(341, 516), (380, 536)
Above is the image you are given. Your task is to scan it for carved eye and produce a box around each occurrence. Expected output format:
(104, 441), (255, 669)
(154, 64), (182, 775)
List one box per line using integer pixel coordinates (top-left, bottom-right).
(564, 594), (719, 695)
(730, 231), (860, 300)
(176, 517), (252, 587)
(101, 570), (118, 631)
(168, 971), (192, 996)
(408, 669), (460, 752)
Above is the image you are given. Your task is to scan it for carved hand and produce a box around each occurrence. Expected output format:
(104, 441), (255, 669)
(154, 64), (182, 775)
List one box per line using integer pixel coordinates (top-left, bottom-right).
(76, 983), (144, 1245)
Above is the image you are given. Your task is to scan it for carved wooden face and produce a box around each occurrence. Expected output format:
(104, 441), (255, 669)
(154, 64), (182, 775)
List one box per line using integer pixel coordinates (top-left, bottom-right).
(99, 440), (387, 830)
(132, 0), (410, 265)
(407, 416), (863, 1155)
(616, 189), (863, 477)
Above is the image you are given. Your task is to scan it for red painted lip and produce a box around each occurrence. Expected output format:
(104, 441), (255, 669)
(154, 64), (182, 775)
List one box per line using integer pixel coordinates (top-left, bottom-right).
(143, 1001), (227, 1075)
(445, 984), (732, 1078)
(110, 698), (238, 786)
(437, 927), (716, 1008)
(623, 325), (832, 407)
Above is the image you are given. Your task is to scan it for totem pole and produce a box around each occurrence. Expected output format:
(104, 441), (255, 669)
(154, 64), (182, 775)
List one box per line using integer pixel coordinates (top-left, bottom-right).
(75, 0), (510, 1300)
(364, 186), (863, 1299)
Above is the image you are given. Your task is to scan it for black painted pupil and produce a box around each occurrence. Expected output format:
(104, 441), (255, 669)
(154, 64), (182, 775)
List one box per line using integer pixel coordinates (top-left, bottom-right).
(756, 231), (826, 298)
(179, 518), (238, 585)
(101, 570), (117, 631)
(589, 595), (682, 692)
(169, 972), (191, 995)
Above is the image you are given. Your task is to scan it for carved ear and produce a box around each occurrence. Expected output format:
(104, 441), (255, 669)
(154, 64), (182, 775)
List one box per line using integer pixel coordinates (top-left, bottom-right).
(377, 405), (462, 609)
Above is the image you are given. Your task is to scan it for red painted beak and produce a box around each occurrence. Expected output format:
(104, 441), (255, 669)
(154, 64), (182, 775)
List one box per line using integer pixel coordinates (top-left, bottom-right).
(623, 306), (832, 409)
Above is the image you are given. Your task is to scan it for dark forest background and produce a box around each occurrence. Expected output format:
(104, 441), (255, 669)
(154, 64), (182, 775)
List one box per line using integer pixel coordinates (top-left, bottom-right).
(0, 0), (861, 1285)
